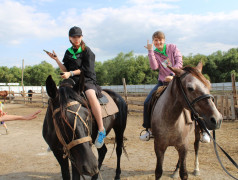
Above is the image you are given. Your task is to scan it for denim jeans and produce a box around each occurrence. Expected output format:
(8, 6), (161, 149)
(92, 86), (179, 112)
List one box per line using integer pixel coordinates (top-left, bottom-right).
(142, 81), (164, 128)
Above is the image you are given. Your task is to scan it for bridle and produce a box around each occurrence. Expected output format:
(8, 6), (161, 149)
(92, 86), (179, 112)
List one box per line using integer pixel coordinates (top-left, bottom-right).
(49, 99), (93, 180)
(50, 99), (91, 165)
(177, 71), (214, 119)
(178, 71), (238, 179)
(49, 97), (104, 180)
(50, 99), (92, 159)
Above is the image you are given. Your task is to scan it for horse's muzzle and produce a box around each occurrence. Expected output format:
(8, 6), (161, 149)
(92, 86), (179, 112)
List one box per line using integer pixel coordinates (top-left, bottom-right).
(206, 114), (223, 130)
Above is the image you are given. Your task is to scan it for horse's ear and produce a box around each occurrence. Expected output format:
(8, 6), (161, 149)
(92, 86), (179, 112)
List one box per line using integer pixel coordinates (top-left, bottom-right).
(196, 61), (203, 73)
(46, 75), (58, 99)
(168, 66), (184, 76)
(73, 70), (85, 93)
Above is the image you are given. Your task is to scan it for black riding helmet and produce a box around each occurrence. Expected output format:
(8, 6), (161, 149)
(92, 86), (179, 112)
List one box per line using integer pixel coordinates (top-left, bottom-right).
(69, 26), (82, 37)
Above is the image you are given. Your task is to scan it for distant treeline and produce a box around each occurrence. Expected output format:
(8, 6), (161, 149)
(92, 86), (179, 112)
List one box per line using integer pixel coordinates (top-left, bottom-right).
(0, 48), (237, 86)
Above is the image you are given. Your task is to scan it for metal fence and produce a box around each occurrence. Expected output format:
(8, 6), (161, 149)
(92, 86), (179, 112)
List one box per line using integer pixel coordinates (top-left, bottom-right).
(0, 82), (237, 94)
(102, 82), (238, 94)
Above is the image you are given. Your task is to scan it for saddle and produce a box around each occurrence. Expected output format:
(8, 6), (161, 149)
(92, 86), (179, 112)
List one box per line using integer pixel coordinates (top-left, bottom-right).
(60, 79), (119, 118)
(148, 85), (192, 125)
(99, 91), (119, 118)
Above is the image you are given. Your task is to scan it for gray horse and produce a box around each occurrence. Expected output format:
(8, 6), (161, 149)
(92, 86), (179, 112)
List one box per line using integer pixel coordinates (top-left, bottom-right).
(151, 62), (223, 180)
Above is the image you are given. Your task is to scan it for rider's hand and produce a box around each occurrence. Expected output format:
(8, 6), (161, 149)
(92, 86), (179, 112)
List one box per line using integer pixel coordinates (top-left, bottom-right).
(164, 76), (173, 82)
(46, 50), (58, 61)
(144, 40), (153, 51)
(61, 72), (71, 79)
(22, 110), (41, 120)
(0, 111), (7, 117)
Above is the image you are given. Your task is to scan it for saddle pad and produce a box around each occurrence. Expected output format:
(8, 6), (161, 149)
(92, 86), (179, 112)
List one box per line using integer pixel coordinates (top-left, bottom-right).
(149, 85), (167, 112)
(101, 91), (119, 118)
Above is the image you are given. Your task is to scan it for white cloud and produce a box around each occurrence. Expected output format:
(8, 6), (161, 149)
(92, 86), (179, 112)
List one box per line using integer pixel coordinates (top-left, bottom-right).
(0, 0), (65, 45)
(70, 5), (238, 57)
(0, 0), (237, 60)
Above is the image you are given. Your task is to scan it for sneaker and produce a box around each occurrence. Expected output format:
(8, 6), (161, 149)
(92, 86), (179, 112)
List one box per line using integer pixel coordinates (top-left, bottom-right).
(201, 131), (210, 143)
(95, 129), (106, 149)
(47, 147), (51, 152)
(139, 130), (153, 141)
(6, 129), (9, 135)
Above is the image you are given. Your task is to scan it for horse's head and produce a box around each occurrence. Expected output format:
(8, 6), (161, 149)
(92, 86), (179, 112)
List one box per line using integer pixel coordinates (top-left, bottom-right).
(169, 62), (223, 130)
(45, 75), (98, 176)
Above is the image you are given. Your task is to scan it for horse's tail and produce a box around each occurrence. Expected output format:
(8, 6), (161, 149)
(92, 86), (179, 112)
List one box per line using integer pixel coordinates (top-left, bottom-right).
(109, 140), (129, 161)
(122, 142), (129, 160)
(102, 89), (129, 160)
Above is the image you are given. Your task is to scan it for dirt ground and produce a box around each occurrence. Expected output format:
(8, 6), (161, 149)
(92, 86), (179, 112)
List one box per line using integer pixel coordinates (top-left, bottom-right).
(0, 103), (237, 180)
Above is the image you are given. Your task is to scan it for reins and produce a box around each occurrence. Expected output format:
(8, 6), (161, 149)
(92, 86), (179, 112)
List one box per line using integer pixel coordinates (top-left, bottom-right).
(177, 73), (238, 180)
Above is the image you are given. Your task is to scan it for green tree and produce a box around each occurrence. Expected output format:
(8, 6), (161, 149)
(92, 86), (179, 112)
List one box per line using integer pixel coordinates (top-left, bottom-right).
(24, 61), (60, 85)
(0, 66), (10, 83)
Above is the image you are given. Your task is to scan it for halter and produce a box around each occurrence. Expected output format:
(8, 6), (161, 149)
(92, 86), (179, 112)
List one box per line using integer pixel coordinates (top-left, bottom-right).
(49, 98), (104, 180)
(51, 100), (92, 158)
(178, 72), (214, 119)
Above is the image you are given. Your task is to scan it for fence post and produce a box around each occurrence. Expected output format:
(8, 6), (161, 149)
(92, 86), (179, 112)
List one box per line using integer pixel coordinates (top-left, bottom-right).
(122, 78), (128, 103)
(230, 95), (236, 120)
(225, 95), (229, 119)
(231, 73), (237, 106)
(8, 85), (11, 103)
(220, 96), (224, 117)
(41, 86), (45, 108)
(22, 88), (26, 104)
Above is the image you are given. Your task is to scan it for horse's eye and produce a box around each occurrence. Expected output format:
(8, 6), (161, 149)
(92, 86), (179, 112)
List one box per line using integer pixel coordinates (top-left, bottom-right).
(188, 87), (194, 92)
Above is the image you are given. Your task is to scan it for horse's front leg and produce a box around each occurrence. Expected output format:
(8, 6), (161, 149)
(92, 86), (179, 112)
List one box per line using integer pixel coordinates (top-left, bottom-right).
(178, 145), (188, 180)
(193, 123), (200, 176)
(91, 144), (107, 180)
(71, 162), (81, 180)
(154, 140), (167, 180)
(52, 150), (70, 180)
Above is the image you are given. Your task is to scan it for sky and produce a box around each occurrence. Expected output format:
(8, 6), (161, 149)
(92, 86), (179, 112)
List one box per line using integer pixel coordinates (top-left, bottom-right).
(0, 0), (238, 68)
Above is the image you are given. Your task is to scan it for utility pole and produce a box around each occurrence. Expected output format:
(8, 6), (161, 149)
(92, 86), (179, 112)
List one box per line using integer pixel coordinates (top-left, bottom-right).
(21, 59), (24, 86)
(21, 59), (25, 102)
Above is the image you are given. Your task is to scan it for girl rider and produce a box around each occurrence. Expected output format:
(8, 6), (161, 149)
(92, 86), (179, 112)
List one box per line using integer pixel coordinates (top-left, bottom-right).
(45, 26), (106, 148)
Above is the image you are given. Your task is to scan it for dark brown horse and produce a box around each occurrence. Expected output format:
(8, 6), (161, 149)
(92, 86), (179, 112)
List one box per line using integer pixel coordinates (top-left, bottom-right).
(0, 91), (8, 103)
(151, 62), (223, 180)
(28, 90), (34, 103)
(43, 75), (128, 180)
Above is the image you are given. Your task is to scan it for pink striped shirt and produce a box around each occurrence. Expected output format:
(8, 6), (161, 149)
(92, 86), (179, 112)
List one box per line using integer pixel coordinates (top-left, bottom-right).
(148, 44), (183, 82)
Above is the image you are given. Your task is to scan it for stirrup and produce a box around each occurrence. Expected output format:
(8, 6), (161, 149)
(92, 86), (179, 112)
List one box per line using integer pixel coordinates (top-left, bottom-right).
(140, 129), (153, 141)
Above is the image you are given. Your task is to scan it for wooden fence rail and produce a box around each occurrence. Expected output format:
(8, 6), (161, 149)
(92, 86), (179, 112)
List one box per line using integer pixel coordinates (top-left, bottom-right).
(2, 89), (49, 107)
(126, 94), (237, 120)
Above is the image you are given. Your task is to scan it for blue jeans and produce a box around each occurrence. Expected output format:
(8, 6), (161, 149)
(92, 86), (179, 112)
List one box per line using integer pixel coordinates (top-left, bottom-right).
(142, 81), (163, 128)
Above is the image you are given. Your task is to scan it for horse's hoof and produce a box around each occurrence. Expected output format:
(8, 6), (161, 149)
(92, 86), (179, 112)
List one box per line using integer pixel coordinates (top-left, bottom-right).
(171, 171), (179, 178)
(193, 170), (200, 176)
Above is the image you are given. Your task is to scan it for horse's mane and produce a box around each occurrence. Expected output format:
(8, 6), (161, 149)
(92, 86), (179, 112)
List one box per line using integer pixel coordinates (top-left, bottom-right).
(182, 66), (211, 89)
(58, 84), (90, 125)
